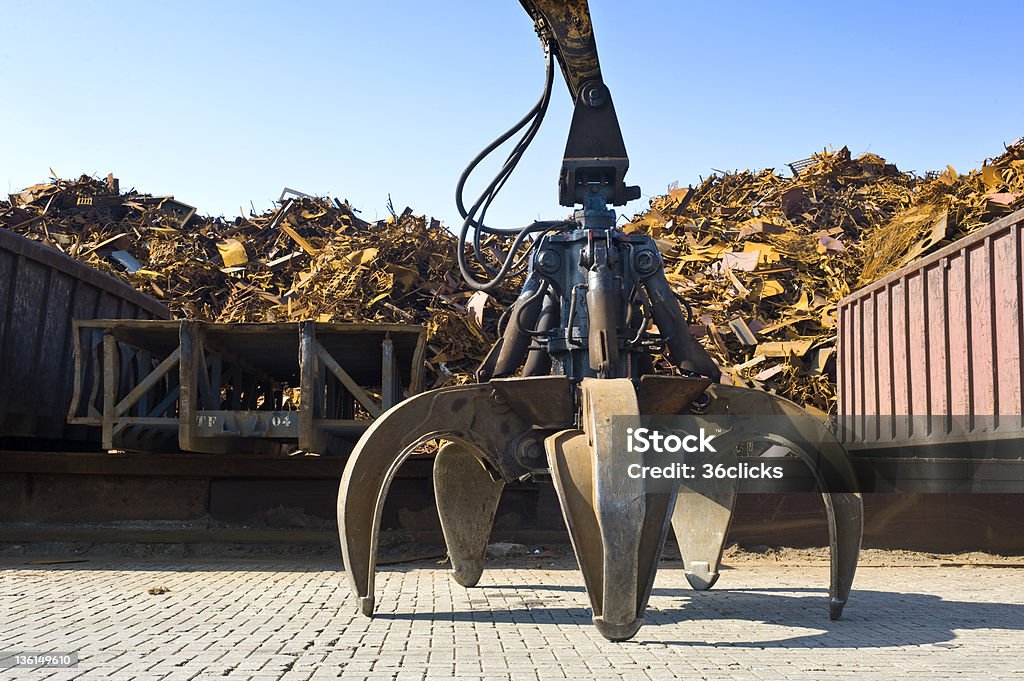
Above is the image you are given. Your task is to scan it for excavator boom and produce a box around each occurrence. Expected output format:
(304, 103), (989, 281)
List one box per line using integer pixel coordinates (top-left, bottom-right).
(519, 0), (603, 101)
(520, 0), (637, 207)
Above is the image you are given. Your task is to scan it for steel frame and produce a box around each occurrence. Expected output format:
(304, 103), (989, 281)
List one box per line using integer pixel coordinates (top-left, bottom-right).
(68, 320), (425, 455)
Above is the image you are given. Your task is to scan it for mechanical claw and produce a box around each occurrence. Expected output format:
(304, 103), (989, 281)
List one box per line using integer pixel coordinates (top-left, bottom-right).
(545, 378), (676, 640)
(338, 374), (863, 639)
(669, 382), (864, 618)
(333, 0), (863, 647)
(433, 442), (505, 587)
(337, 376), (574, 616)
(673, 474), (737, 591)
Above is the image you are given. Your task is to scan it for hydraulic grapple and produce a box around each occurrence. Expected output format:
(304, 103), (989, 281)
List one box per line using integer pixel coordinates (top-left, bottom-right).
(338, 0), (862, 641)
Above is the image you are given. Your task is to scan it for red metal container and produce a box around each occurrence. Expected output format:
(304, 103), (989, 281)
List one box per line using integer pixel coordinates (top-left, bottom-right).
(0, 229), (169, 442)
(838, 207), (1024, 454)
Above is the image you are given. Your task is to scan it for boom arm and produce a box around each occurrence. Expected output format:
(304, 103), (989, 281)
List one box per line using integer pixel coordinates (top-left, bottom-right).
(519, 0), (640, 207)
(518, 0), (602, 102)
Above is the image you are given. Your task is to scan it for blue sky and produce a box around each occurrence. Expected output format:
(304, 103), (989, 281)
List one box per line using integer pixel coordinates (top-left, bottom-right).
(2, 1), (1021, 228)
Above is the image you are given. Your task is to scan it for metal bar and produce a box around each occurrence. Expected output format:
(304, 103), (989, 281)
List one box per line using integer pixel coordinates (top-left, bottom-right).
(112, 416), (178, 438)
(101, 333), (119, 449)
(298, 322), (319, 452)
(314, 342), (382, 418)
(113, 347), (181, 417)
(196, 342), (215, 410)
(178, 321), (197, 451)
(409, 330), (426, 395)
(136, 349), (151, 417)
(86, 329), (103, 419)
(382, 337), (396, 410)
(148, 384), (180, 419)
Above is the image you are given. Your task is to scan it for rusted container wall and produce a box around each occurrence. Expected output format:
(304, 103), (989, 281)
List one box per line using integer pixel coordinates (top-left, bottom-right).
(0, 229), (169, 441)
(838, 207), (1024, 449)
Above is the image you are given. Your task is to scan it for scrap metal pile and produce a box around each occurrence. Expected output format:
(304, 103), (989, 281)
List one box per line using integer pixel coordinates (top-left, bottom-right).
(2, 138), (1021, 408)
(624, 140), (1024, 411)
(0, 177), (520, 388)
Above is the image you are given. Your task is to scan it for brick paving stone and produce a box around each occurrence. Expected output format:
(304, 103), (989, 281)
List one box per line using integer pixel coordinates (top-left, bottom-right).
(0, 556), (1022, 680)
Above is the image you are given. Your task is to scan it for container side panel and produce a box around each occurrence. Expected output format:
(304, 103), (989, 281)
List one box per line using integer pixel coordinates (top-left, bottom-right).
(839, 209), (1024, 449)
(838, 299), (852, 439)
(71, 285), (101, 331)
(845, 300), (857, 440)
(992, 226), (1022, 424)
(0, 251), (15, 349)
(57, 274), (82, 406)
(875, 285), (894, 442)
(906, 271), (929, 437)
(890, 279), (911, 442)
(1019, 224), (1024, 427)
(925, 262), (950, 438)
(863, 292), (878, 443)
(0, 251), (17, 425)
(945, 252), (971, 436)
(0, 232), (169, 440)
(8, 258), (50, 428)
(96, 291), (123, 320)
(967, 241), (996, 432)
(855, 299), (866, 442)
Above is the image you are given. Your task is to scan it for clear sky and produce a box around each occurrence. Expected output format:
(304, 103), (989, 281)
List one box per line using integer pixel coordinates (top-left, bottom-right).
(2, 1), (1021, 228)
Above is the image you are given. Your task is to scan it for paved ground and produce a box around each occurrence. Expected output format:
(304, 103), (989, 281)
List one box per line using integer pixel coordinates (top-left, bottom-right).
(1, 552), (1022, 680)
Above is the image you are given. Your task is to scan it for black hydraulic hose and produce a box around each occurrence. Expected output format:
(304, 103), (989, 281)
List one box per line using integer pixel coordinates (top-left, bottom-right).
(458, 219), (568, 292)
(465, 47), (555, 275)
(473, 59), (553, 235)
(515, 279), (549, 334)
(454, 47), (568, 291)
(455, 47), (555, 234)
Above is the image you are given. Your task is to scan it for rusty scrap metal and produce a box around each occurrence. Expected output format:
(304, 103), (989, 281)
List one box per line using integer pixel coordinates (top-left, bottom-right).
(1, 175), (523, 388)
(624, 140), (1024, 413)
(6, 142), (1021, 411)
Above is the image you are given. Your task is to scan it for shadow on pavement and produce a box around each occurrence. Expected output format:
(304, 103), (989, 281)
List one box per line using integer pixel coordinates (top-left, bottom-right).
(376, 586), (1024, 648)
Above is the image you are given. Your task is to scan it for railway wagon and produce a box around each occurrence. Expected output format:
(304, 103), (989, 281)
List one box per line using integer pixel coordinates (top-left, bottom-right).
(0, 229), (169, 443)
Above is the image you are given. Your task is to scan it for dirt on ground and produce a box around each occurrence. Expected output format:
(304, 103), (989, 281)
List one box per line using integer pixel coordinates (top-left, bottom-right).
(716, 544), (1024, 567)
(475, 542), (1024, 570)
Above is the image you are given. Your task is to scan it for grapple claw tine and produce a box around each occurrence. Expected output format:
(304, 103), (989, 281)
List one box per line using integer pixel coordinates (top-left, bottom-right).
(433, 442), (505, 587)
(337, 384), (511, 617)
(824, 491), (862, 619)
(703, 385), (864, 619)
(672, 476), (737, 591)
(338, 376), (574, 617)
(546, 378), (676, 642)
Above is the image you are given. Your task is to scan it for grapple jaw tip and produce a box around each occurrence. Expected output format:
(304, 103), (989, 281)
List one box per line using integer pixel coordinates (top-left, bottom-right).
(684, 562), (720, 591)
